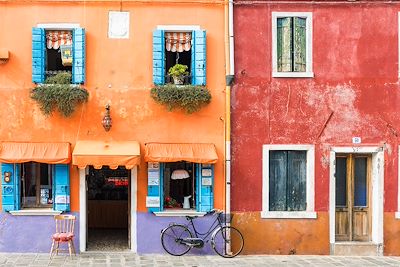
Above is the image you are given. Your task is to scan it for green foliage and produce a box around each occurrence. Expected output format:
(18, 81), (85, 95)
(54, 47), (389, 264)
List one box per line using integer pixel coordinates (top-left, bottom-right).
(44, 72), (72, 84)
(150, 84), (211, 114)
(30, 72), (89, 117)
(168, 64), (189, 77)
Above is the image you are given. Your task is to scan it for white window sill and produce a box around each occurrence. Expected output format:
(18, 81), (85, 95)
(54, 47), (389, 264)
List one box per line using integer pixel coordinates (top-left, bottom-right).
(9, 209), (62, 216)
(394, 212), (400, 219)
(272, 71), (314, 78)
(261, 211), (317, 219)
(154, 209), (206, 217)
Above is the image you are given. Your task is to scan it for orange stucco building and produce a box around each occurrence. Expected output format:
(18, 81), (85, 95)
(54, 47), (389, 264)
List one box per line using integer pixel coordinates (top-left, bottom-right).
(0, 0), (227, 253)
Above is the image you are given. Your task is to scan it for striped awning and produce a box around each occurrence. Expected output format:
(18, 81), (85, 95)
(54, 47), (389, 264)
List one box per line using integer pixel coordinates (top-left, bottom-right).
(165, 32), (192, 52)
(46, 31), (72, 50)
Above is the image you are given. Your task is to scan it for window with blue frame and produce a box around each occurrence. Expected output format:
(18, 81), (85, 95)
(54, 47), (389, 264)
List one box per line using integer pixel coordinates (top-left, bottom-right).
(32, 27), (85, 84)
(147, 161), (214, 213)
(1, 163), (70, 212)
(153, 29), (206, 86)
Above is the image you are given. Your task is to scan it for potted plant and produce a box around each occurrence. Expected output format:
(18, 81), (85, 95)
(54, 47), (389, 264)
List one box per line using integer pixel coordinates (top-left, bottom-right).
(168, 64), (189, 85)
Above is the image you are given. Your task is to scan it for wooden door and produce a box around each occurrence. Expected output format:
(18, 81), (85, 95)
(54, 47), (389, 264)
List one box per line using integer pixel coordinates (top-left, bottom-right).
(335, 154), (371, 242)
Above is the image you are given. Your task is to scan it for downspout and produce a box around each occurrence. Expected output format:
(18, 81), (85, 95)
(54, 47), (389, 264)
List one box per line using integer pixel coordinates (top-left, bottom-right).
(224, 0), (234, 217)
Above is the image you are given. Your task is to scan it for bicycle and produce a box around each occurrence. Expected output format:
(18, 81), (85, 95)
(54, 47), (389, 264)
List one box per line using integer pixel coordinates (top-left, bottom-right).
(160, 209), (244, 258)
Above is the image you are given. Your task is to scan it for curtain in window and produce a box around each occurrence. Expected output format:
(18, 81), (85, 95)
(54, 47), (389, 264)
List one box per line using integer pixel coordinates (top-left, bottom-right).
(165, 32), (192, 52)
(46, 31), (72, 50)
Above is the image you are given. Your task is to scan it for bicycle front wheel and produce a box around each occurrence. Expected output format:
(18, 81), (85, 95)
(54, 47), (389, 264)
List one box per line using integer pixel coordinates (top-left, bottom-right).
(211, 226), (244, 258)
(161, 224), (193, 256)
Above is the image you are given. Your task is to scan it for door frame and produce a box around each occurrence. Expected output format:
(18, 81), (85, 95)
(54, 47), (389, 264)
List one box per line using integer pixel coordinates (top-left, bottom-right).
(79, 166), (138, 252)
(329, 147), (383, 249)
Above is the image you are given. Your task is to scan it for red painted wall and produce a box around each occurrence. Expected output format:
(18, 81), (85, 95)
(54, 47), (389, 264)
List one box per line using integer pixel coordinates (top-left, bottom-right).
(232, 3), (399, 213)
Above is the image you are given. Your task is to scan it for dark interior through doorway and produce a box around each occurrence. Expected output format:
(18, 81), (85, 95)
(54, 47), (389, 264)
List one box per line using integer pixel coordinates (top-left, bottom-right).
(87, 166), (130, 251)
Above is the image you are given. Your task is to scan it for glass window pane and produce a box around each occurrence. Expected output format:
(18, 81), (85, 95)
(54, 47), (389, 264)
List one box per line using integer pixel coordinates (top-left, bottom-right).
(354, 157), (367, 207)
(335, 157), (347, 206)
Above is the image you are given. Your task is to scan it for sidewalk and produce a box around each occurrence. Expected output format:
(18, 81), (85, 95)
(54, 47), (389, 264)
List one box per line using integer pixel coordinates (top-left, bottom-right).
(1, 252), (400, 267)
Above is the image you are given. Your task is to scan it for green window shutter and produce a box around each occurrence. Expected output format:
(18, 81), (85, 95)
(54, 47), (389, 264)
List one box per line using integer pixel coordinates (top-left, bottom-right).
(269, 151), (287, 211)
(147, 162), (164, 212)
(293, 17), (307, 72)
(277, 17), (292, 72)
(287, 151), (307, 211)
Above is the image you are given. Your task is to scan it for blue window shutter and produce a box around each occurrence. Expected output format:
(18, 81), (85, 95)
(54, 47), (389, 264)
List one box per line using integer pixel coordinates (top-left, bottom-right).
(196, 164), (214, 212)
(72, 28), (85, 84)
(32, 27), (45, 83)
(153, 30), (165, 85)
(53, 164), (70, 212)
(147, 163), (164, 212)
(287, 151), (307, 211)
(191, 30), (206, 86)
(1, 163), (20, 211)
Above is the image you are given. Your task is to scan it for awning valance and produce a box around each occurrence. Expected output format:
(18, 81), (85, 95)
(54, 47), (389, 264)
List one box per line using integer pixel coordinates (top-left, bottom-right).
(144, 143), (218, 164)
(0, 142), (71, 164)
(165, 32), (192, 52)
(72, 141), (141, 169)
(46, 31), (72, 50)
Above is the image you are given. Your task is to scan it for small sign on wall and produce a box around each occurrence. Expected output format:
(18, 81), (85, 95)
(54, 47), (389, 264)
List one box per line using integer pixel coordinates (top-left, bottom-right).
(108, 11), (130, 39)
(202, 177), (212, 186)
(352, 137), (362, 144)
(146, 196), (160, 207)
(55, 196), (70, 204)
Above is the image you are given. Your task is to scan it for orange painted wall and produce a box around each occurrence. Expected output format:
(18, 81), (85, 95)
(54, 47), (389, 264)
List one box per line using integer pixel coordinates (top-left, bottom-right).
(0, 1), (226, 212)
(233, 212), (330, 255)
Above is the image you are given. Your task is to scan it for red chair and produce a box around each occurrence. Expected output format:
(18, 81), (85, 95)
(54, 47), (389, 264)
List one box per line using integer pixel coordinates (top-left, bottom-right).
(50, 214), (76, 258)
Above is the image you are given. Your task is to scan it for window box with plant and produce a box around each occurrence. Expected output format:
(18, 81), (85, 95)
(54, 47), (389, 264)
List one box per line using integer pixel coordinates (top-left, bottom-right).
(31, 72), (89, 117)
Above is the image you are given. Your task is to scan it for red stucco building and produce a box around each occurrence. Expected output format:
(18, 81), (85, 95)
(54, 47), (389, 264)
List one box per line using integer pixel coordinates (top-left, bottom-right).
(231, 1), (400, 255)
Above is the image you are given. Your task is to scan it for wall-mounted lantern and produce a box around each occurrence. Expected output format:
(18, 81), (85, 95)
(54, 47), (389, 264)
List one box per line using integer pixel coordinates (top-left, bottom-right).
(102, 104), (112, 131)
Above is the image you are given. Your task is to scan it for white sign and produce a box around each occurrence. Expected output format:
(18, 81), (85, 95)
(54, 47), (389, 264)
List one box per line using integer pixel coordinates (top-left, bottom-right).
(148, 171), (159, 186)
(201, 168), (212, 177)
(146, 196), (160, 207)
(148, 162), (160, 170)
(202, 177), (212, 186)
(352, 137), (362, 144)
(108, 11), (130, 39)
(55, 196), (70, 204)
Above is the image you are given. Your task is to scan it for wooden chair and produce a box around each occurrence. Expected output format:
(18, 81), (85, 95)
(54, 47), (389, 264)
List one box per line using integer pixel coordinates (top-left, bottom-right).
(50, 214), (76, 258)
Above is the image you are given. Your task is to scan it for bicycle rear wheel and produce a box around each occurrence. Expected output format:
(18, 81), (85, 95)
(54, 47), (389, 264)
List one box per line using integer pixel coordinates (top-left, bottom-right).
(211, 226), (244, 258)
(161, 224), (193, 256)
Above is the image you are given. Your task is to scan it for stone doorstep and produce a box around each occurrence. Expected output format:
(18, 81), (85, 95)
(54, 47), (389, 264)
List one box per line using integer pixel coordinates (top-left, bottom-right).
(333, 242), (381, 256)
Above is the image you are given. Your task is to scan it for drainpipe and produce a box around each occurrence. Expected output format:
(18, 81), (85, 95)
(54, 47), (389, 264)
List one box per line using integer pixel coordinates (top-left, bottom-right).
(224, 0), (234, 217)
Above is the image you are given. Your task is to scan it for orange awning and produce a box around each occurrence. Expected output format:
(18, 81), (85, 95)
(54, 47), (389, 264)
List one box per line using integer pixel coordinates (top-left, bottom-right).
(0, 142), (71, 164)
(144, 143), (218, 164)
(72, 140), (140, 169)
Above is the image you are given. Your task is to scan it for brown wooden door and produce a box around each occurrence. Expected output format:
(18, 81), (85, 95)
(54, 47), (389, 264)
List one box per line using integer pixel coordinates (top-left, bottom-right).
(335, 154), (371, 242)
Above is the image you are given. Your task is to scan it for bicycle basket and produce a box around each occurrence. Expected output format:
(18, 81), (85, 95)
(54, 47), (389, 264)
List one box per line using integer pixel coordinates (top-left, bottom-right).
(218, 213), (233, 223)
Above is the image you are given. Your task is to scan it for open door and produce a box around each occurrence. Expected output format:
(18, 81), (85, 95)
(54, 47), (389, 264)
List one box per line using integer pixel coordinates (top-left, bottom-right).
(335, 154), (371, 241)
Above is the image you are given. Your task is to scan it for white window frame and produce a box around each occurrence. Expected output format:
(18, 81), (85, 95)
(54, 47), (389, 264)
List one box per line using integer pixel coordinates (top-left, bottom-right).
(272, 12), (313, 78)
(261, 144), (316, 219)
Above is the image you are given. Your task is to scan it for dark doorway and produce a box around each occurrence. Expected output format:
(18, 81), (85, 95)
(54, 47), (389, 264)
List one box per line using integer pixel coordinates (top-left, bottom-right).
(87, 166), (130, 251)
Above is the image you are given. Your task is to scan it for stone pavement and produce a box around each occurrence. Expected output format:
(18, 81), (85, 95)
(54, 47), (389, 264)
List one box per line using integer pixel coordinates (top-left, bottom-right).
(1, 252), (400, 267)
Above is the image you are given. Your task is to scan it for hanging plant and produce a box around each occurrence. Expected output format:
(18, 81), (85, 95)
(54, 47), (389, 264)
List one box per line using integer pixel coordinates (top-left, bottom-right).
(31, 72), (89, 117)
(150, 84), (211, 114)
